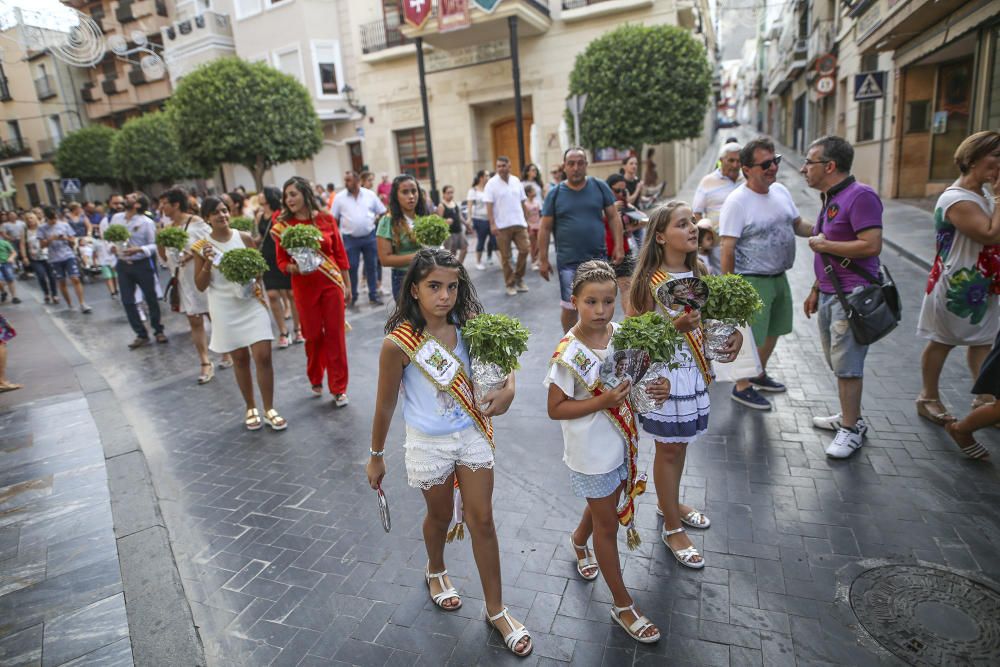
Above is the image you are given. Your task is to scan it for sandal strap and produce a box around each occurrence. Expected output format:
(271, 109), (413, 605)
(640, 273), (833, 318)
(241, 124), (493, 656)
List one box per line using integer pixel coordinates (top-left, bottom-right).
(674, 546), (701, 562)
(663, 526), (686, 536)
(572, 542), (596, 567)
(264, 409), (284, 421)
(426, 569), (459, 605)
(612, 605), (655, 637)
(487, 607), (530, 651)
(683, 510), (706, 524)
(962, 441), (990, 459)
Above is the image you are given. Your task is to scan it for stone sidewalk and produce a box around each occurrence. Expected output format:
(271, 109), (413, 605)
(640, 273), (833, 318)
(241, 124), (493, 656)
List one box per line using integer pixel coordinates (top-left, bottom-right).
(2, 135), (999, 667)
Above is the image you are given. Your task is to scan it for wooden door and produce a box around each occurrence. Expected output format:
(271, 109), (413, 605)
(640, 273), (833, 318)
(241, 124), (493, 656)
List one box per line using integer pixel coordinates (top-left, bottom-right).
(347, 141), (364, 174)
(491, 116), (532, 174)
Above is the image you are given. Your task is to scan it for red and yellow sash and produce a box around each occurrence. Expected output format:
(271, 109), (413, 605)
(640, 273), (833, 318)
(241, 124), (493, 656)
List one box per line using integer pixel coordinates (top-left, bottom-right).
(272, 218), (346, 292)
(651, 270), (713, 387)
(551, 334), (645, 549)
(386, 322), (494, 448)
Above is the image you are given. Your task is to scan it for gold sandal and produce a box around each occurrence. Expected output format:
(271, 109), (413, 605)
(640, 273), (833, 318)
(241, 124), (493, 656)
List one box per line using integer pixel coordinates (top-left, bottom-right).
(263, 409), (287, 431)
(245, 408), (262, 431)
(915, 397), (955, 426)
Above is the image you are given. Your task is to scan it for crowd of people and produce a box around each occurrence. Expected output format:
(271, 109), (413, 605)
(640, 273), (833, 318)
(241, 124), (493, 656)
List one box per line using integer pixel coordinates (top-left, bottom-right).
(0, 130), (998, 655)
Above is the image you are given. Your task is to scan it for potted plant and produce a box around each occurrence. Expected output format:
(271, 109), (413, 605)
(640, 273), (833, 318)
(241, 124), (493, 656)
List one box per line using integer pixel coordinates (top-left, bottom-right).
(218, 247), (268, 298)
(156, 226), (189, 264)
(611, 312), (684, 412)
(461, 313), (530, 409)
(229, 216), (254, 233)
(103, 223), (130, 255)
(280, 224), (324, 274)
(700, 274), (762, 360)
(413, 214), (450, 248)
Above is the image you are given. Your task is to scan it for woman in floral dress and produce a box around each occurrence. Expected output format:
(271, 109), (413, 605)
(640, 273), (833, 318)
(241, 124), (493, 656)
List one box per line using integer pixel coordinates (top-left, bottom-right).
(916, 131), (1000, 424)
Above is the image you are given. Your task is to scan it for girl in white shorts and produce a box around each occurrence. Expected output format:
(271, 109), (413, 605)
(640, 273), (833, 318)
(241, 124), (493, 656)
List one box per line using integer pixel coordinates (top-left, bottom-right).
(366, 248), (532, 658)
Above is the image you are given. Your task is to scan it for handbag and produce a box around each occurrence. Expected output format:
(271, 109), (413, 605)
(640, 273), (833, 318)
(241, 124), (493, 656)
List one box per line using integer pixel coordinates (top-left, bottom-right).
(819, 253), (901, 345)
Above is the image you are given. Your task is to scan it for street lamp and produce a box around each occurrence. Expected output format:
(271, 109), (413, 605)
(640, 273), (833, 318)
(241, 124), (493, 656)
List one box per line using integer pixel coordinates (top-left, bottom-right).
(340, 85), (366, 117)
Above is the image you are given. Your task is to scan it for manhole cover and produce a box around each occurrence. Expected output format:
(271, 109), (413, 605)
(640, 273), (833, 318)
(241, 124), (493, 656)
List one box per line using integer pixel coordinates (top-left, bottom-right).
(850, 565), (1000, 665)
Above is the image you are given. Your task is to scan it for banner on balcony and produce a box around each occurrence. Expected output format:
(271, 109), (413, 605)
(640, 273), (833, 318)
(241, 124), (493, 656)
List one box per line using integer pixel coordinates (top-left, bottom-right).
(403, 0), (433, 29)
(472, 0), (503, 13)
(440, 0), (471, 32)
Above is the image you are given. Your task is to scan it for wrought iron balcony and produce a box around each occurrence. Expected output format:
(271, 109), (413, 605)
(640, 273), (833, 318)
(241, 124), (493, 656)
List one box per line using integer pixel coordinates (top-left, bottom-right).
(359, 18), (411, 54)
(0, 138), (30, 160)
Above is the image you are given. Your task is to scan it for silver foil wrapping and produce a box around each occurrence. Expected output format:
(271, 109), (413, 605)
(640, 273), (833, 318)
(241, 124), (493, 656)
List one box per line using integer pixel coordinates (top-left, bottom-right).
(631, 361), (670, 414)
(471, 358), (506, 410)
(166, 247), (182, 265)
(289, 247), (322, 274)
(239, 280), (256, 299)
(703, 319), (737, 361)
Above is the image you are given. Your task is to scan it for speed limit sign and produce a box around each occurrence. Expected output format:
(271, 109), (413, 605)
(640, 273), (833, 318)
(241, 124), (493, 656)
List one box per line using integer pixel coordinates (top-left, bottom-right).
(815, 74), (835, 97)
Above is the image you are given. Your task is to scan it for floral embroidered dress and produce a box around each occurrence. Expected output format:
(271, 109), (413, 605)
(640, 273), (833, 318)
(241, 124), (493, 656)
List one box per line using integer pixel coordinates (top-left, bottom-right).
(917, 186), (999, 346)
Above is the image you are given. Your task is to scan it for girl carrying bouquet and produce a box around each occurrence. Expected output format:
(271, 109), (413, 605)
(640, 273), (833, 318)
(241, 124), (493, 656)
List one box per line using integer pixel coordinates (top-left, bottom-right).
(366, 248), (532, 658)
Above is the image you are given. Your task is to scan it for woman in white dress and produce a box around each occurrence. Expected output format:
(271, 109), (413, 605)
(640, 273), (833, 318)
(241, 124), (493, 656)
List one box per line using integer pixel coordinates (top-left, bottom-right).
(157, 187), (218, 384)
(916, 131), (1000, 424)
(194, 196), (286, 432)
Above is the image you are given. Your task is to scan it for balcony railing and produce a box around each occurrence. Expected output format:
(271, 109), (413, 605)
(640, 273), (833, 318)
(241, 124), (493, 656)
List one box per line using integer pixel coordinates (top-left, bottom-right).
(117, 0), (167, 24)
(360, 18), (410, 54)
(34, 74), (56, 100)
(81, 82), (100, 102)
(38, 137), (60, 159)
(562, 0), (611, 8)
(0, 138), (30, 160)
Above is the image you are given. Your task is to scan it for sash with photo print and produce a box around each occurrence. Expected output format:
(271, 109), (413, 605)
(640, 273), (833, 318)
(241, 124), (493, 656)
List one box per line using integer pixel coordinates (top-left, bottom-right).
(650, 270), (713, 386)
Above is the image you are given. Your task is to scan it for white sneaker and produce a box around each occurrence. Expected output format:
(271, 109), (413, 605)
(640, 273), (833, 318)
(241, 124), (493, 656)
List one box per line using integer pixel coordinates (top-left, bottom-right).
(334, 393), (349, 408)
(516, 282), (529, 293)
(80, 303), (92, 314)
(825, 427), (864, 459)
(476, 263), (485, 271)
(505, 286), (517, 296)
(813, 413), (868, 438)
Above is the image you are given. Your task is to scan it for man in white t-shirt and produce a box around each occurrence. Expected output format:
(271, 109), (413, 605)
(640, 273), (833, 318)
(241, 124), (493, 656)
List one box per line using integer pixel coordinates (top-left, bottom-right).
(331, 171), (387, 306)
(484, 156), (531, 296)
(719, 137), (806, 411)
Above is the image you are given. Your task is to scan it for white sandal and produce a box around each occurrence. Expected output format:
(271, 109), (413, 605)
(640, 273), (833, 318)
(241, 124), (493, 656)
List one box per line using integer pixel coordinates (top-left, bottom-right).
(610, 603), (660, 644)
(655, 507), (711, 529)
(486, 606), (532, 657)
(570, 536), (599, 581)
(424, 567), (461, 611)
(662, 527), (704, 569)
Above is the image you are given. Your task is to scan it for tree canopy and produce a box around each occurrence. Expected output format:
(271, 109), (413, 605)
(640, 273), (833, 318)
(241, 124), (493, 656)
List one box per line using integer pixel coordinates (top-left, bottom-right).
(110, 112), (196, 189)
(167, 58), (323, 190)
(567, 24), (712, 150)
(54, 125), (117, 185)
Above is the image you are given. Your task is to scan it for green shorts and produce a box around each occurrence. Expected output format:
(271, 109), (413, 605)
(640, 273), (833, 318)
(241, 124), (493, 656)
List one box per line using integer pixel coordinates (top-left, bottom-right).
(744, 273), (793, 346)
(100, 265), (117, 280)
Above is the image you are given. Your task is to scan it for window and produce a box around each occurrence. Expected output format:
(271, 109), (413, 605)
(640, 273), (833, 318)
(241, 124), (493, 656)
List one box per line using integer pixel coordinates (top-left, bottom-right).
(857, 100), (875, 142)
(860, 52), (878, 73)
(395, 128), (429, 180)
(906, 100), (931, 133)
(0, 61), (10, 100)
(7, 120), (22, 147)
(48, 115), (64, 144)
(235, 0), (262, 19)
(272, 45), (303, 83)
(26, 183), (40, 207)
(311, 41), (343, 97)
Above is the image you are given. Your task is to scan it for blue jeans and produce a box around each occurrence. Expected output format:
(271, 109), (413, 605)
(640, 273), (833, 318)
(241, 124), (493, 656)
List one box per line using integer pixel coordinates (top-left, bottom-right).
(31, 260), (57, 297)
(391, 270), (405, 302)
(117, 257), (162, 337)
(472, 218), (496, 257)
(342, 230), (379, 302)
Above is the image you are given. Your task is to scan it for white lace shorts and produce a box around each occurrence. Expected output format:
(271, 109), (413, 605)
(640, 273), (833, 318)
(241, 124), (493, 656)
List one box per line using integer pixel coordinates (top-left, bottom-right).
(404, 425), (495, 490)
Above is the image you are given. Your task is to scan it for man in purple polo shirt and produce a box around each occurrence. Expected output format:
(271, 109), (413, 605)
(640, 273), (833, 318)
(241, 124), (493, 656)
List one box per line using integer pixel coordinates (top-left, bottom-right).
(800, 136), (884, 459)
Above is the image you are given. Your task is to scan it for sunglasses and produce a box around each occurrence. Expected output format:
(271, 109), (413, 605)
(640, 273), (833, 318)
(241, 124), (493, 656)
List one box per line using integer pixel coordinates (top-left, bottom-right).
(612, 187), (627, 195)
(750, 154), (782, 170)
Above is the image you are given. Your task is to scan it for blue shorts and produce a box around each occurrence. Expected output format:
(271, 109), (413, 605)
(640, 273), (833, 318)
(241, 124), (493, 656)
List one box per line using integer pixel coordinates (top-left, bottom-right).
(818, 291), (868, 378)
(569, 461), (627, 499)
(0, 263), (14, 283)
(50, 257), (80, 281)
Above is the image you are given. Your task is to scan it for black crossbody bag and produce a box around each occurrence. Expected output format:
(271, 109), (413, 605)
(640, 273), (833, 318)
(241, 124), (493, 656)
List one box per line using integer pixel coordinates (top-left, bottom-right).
(818, 214), (901, 345)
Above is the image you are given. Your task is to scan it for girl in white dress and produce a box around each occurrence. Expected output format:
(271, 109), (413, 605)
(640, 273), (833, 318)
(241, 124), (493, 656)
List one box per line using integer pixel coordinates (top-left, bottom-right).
(194, 196), (286, 432)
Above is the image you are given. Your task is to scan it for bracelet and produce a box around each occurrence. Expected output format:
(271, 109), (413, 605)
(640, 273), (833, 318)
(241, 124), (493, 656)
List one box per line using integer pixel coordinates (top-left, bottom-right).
(369, 449), (384, 457)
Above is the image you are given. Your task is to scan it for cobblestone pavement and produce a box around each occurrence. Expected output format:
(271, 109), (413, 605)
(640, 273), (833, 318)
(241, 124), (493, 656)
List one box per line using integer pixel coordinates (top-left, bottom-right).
(6, 138), (1000, 667)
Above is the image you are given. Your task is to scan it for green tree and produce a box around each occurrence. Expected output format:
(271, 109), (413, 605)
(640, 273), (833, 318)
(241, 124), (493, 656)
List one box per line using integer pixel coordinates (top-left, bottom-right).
(567, 24), (712, 150)
(167, 58), (323, 190)
(111, 112), (196, 189)
(54, 125), (117, 185)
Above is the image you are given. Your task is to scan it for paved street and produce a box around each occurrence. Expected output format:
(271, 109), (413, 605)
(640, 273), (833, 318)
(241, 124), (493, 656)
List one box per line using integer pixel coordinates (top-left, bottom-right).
(3, 136), (1000, 667)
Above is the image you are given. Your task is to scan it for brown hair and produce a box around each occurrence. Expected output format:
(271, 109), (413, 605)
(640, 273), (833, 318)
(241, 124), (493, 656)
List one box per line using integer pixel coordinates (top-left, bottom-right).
(954, 131), (1000, 174)
(571, 259), (617, 296)
(629, 200), (703, 314)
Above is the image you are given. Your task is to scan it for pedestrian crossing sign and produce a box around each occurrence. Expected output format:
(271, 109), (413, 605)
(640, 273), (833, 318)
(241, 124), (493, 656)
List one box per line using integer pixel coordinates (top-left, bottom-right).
(854, 72), (885, 101)
(61, 178), (81, 194)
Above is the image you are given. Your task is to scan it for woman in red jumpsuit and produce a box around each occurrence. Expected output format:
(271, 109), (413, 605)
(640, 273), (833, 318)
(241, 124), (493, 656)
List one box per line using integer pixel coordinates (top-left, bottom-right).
(274, 177), (353, 406)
